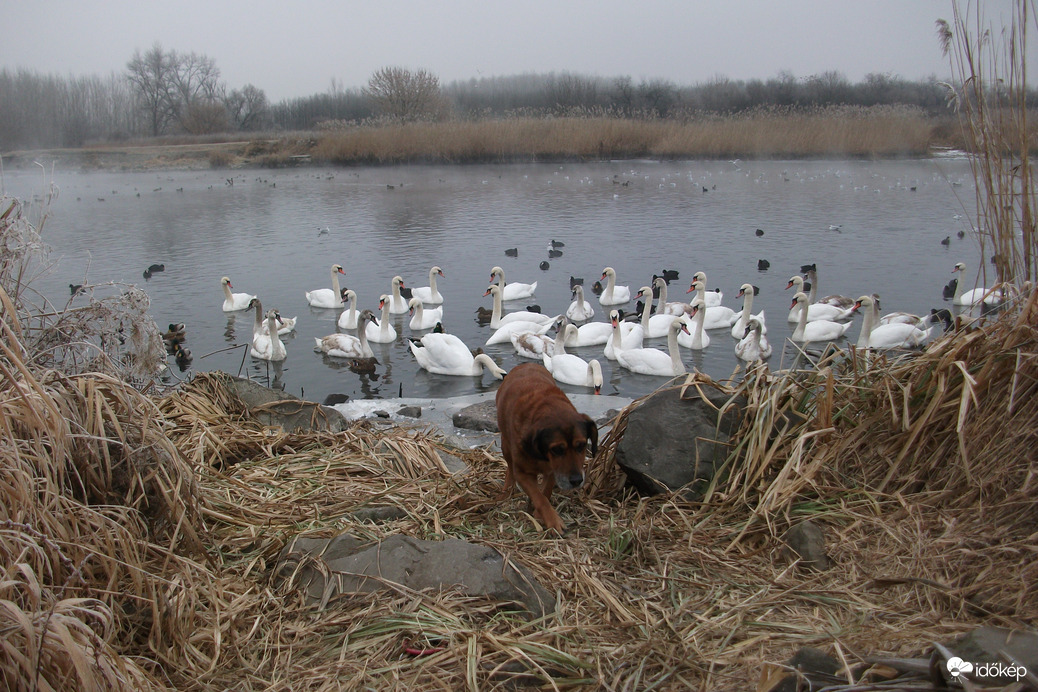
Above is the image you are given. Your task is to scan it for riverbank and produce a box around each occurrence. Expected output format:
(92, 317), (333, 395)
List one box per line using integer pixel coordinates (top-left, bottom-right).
(2, 106), (966, 172)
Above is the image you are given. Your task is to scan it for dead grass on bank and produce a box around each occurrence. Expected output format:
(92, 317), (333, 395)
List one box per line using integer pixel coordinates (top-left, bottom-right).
(312, 106), (939, 164)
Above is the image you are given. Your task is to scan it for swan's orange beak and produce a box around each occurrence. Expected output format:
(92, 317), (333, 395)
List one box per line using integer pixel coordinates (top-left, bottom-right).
(482, 288), (492, 297)
(379, 298), (386, 309)
(337, 267), (345, 274)
(686, 284), (695, 294)
(680, 322), (691, 335)
(851, 301), (862, 312)
(790, 298), (798, 309)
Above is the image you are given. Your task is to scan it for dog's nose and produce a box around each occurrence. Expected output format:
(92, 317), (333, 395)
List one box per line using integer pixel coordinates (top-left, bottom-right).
(567, 472), (585, 489)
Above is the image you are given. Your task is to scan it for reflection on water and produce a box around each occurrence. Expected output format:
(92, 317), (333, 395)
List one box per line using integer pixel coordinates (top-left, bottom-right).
(9, 158), (986, 404)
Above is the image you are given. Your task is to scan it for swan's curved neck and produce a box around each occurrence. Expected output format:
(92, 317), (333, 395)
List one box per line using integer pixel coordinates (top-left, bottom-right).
(253, 301), (264, 333)
(740, 291), (754, 318)
(605, 271), (616, 293)
(641, 293), (653, 328)
(656, 281), (667, 307)
(857, 302), (876, 349)
(667, 324), (684, 374)
(805, 271), (817, 303)
(266, 316), (283, 347)
(794, 299), (808, 339)
(692, 309), (706, 349)
(554, 326), (569, 356)
(224, 283), (233, 301)
(952, 267), (966, 302)
(331, 268), (342, 297)
(495, 268), (506, 287)
(429, 269), (438, 291)
(491, 289), (503, 323)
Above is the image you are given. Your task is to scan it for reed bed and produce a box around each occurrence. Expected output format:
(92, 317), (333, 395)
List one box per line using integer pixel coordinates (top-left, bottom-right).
(312, 105), (939, 165)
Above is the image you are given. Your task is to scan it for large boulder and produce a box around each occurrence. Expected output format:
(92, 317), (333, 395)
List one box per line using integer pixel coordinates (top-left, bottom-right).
(226, 376), (349, 433)
(614, 385), (743, 498)
(452, 400), (499, 432)
(275, 533), (555, 618)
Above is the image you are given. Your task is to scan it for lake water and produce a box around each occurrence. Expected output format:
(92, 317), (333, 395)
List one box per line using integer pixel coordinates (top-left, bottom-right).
(4, 157), (986, 404)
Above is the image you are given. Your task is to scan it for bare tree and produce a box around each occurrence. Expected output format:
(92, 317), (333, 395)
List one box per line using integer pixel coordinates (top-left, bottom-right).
(126, 43), (179, 136)
(364, 67), (443, 121)
(225, 84), (268, 131)
(125, 44), (223, 135)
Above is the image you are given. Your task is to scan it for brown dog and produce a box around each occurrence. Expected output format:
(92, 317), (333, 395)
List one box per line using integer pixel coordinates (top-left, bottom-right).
(495, 363), (598, 533)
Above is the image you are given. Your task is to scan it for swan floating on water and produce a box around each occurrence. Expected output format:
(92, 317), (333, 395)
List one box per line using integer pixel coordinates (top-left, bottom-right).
(306, 264), (346, 308)
(221, 276), (256, 312)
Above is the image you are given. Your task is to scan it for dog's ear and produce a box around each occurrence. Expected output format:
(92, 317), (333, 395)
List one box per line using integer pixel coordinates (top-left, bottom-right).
(583, 415), (599, 457)
(522, 428), (553, 460)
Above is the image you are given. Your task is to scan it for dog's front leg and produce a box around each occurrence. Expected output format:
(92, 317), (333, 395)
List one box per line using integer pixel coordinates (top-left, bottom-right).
(515, 470), (563, 533)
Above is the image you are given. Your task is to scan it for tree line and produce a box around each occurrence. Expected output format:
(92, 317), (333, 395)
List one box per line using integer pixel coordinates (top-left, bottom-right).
(2, 43), (1033, 151)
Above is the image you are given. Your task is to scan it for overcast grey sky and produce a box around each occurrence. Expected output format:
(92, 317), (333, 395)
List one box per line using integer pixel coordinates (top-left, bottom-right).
(2, 1), (1027, 102)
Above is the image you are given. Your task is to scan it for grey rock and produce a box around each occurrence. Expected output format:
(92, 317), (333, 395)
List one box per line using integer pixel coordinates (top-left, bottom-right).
(397, 405), (423, 418)
(436, 448), (469, 476)
(452, 400), (499, 432)
(783, 520), (831, 570)
(944, 626), (1038, 683)
(614, 386), (743, 498)
(226, 376), (349, 433)
(772, 647), (842, 692)
(373, 409), (390, 418)
(350, 506), (408, 522)
(275, 533), (554, 618)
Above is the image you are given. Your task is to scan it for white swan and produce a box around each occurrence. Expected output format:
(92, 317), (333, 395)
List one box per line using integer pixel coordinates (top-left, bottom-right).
(790, 292), (853, 343)
(221, 276), (256, 312)
(599, 267), (631, 305)
(802, 264), (854, 308)
(411, 266), (445, 305)
(735, 316), (772, 361)
(409, 333), (507, 378)
(485, 318), (553, 346)
(484, 285), (554, 329)
(565, 318), (615, 347)
(251, 310), (288, 361)
(388, 276), (410, 314)
(786, 276), (853, 322)
(616, 317), (689, 376)
(337, 289), (360, 329)
(490, 266), (537, 301)
(314, 310), (377, 358)
(653, 276), (688, 316)
(636, 285), (681, 337)
(690, 272), (723, 307)
(510, 329), (557, 360)
(306, 264), (346, 308)
(543, 327), (604, 393)
(249, 297), (296, 335)
(566, 285), (595, 321)
(677, 299), (711, 349)
(604, 310), (644, 361)
(951, 262), (1004, 305)
(730, 284), (766, 338)
(688, 281), (736, 329)
(365, 295), (398, 343)
(408, 297), (444, 330)
(852, 295), (931, 349)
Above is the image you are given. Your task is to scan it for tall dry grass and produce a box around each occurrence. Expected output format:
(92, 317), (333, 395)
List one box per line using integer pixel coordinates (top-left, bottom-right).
(312, 105), (937, 164)
(939, 3), (1038, 285)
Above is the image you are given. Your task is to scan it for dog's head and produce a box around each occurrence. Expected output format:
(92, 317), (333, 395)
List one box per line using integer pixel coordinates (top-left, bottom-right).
(522, 414), (598, 491)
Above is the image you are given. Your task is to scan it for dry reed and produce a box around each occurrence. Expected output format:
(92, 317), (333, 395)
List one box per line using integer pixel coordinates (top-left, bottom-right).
(312, 106), (939, 165)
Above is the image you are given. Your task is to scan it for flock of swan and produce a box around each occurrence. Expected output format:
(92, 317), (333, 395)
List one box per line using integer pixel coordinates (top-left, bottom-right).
(216, 258), (1012, 394)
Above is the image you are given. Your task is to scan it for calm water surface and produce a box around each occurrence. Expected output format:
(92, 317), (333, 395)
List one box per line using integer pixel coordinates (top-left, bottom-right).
(7, 158), (985, 404)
